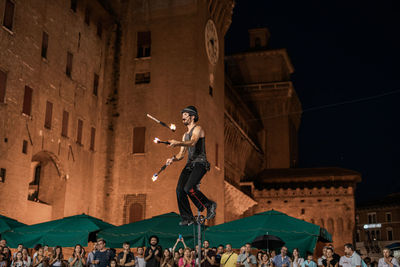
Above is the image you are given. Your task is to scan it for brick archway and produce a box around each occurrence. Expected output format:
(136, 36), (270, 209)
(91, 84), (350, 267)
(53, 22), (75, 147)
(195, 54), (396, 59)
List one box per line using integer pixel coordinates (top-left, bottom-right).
(32, 150), (67, 180)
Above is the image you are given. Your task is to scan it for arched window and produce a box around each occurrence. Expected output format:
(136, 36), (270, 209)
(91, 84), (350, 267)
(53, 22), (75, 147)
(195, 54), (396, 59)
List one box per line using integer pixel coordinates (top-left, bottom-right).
(129, 203), (143, 223)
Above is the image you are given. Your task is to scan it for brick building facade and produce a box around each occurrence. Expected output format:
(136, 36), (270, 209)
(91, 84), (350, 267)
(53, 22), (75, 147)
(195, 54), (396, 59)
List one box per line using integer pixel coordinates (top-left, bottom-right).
(356, 193), (400, 261)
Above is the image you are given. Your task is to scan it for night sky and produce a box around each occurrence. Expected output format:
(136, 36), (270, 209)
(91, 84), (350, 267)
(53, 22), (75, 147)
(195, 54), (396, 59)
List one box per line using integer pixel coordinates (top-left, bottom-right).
(225, 0), (400, 203)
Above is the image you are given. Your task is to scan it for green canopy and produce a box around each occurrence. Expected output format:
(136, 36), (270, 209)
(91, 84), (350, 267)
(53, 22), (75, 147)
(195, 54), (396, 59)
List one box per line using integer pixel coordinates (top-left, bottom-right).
(98, 212), (202, 248)
(2, 214), (114, 248)
(204, 210), (332, 256)
(0, 215), (26, 235)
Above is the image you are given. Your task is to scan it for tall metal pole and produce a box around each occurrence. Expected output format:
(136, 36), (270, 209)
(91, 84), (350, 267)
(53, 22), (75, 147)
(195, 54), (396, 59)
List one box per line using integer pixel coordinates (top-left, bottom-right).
(197, 209), (202, 267)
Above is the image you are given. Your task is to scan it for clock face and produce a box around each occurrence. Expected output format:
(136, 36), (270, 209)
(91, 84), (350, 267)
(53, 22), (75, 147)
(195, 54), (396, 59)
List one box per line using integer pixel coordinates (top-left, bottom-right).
(205, 19), (219, 65)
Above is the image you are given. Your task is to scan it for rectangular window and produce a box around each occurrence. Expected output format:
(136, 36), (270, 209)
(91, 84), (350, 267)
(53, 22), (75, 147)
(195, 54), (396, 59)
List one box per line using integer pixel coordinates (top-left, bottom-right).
(135, 72), (150, 84)
(41, 32), (49, 59)
(61, 110), (69, 137)
(22, 86), (33, 116)
(388, 230), (393, 241)
(76, 119), (83, 145)
(66, 52), (73, 77)
(71, 0), (77, 12)
(44, 101), (53, 129)
(22, 140), (28, 154)
(84, 7), (90, 25)
(93, 73), (99, 96)
(368, 213), (377, 224)
(0, 168), (5, 183)
(3, 0), (15, 31)
(97, 21), (102, 38)
(386, 212), (392, 222)
(132, 127), (145, 153)
(215, 143), (219, 167)
(0, 69), (7, 103)
(90, 127), (96, 151)
(137, 31), (151, 58)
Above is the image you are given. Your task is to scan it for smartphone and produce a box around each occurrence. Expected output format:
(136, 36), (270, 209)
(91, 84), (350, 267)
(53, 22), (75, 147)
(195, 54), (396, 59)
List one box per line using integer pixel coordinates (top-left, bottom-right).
(179, 234), (182, 240)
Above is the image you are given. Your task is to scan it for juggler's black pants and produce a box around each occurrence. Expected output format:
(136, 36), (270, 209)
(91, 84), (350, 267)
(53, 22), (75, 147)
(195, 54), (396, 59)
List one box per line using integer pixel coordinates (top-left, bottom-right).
(176, 162), (212, 220)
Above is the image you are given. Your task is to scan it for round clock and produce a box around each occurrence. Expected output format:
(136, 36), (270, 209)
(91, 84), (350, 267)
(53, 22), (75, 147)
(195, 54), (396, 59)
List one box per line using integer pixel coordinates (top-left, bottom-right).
(205, 19), (219, 65)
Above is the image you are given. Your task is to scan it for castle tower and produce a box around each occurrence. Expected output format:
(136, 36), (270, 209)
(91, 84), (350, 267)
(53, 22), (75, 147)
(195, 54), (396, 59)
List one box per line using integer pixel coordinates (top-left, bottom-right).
(101, 0), (234, 225)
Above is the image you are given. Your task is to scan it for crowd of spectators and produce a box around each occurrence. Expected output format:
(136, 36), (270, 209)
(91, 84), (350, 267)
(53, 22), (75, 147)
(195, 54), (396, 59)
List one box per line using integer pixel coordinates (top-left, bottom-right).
(0, 238), (398, 267)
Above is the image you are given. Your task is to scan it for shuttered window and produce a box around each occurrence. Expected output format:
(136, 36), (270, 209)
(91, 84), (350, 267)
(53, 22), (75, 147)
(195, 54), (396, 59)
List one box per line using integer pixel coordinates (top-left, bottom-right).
(90, 127), (96, 151)
(77, 119), (83, 145)
(93, 73), (99, 96)
(41, 32), (49, 59)
(0, 70), (7, 103)
(61, 110), (69, 137)
(137, 32), (151, 58)
(44, 101), (53, 129)
(22, 86), (33, 116)
(66, 52), (73, 77)
(132, 127), (145, 153)
(3, 0), (15, 31)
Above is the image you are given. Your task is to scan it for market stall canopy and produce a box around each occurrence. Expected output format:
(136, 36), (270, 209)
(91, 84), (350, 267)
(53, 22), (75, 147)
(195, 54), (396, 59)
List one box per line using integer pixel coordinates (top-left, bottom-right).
(0, 215), (26, 235)
(98, 212), (202, 248)
(204, 210), (332, 256)
(2, 214), (114, 248)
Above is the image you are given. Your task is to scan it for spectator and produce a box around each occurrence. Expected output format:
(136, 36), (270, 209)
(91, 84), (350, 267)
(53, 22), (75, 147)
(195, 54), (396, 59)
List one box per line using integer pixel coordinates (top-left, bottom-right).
(144, 236), (162, 267)
(135, 247), (146, 267)
(33, 245), (42, 260)
(201, 241), (216, 267)
(93, 239), (113, 267)
(215, 246), (224, 267)
(161, 249), (174, 267)
(339, 244), (361, 267)
(69, 244), (86, 267)
(378, 248), (399, 267)
(364, 258), (373, 267)
(318, 248), (327, 267)
(237, 243), (256, 267)
(174, 252), (181, 267)
(273, 247), (290, 267)
(0, 240), (6, 248)
(257, 253), (264, 267)
(259, 254), (271, 267)
(13, 245), (24, 261)
(21, 248), (31, 267)
(3, 246), (12, 267)
(1, 253), (7, 267)
(292, 248), (304, 267)
(118, 242), (135, 267)
(11, 251), (25, 267)
(0, 254), (7, 267)
(172, 237), (187, 255)
(49, 246), (64, 267)
(32, 247), (48, 267)
(179, 248), (194, 267)
(301, 252), (316, 267)
(220, 244), (238, 267)
(270, 252), (276, 260)
(43, 246), (49, 259)
(326, 246), (339, 263)
(322, 248), (338, 267)
(110, 259), (119, 267)
(87, 243), (98, 267)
